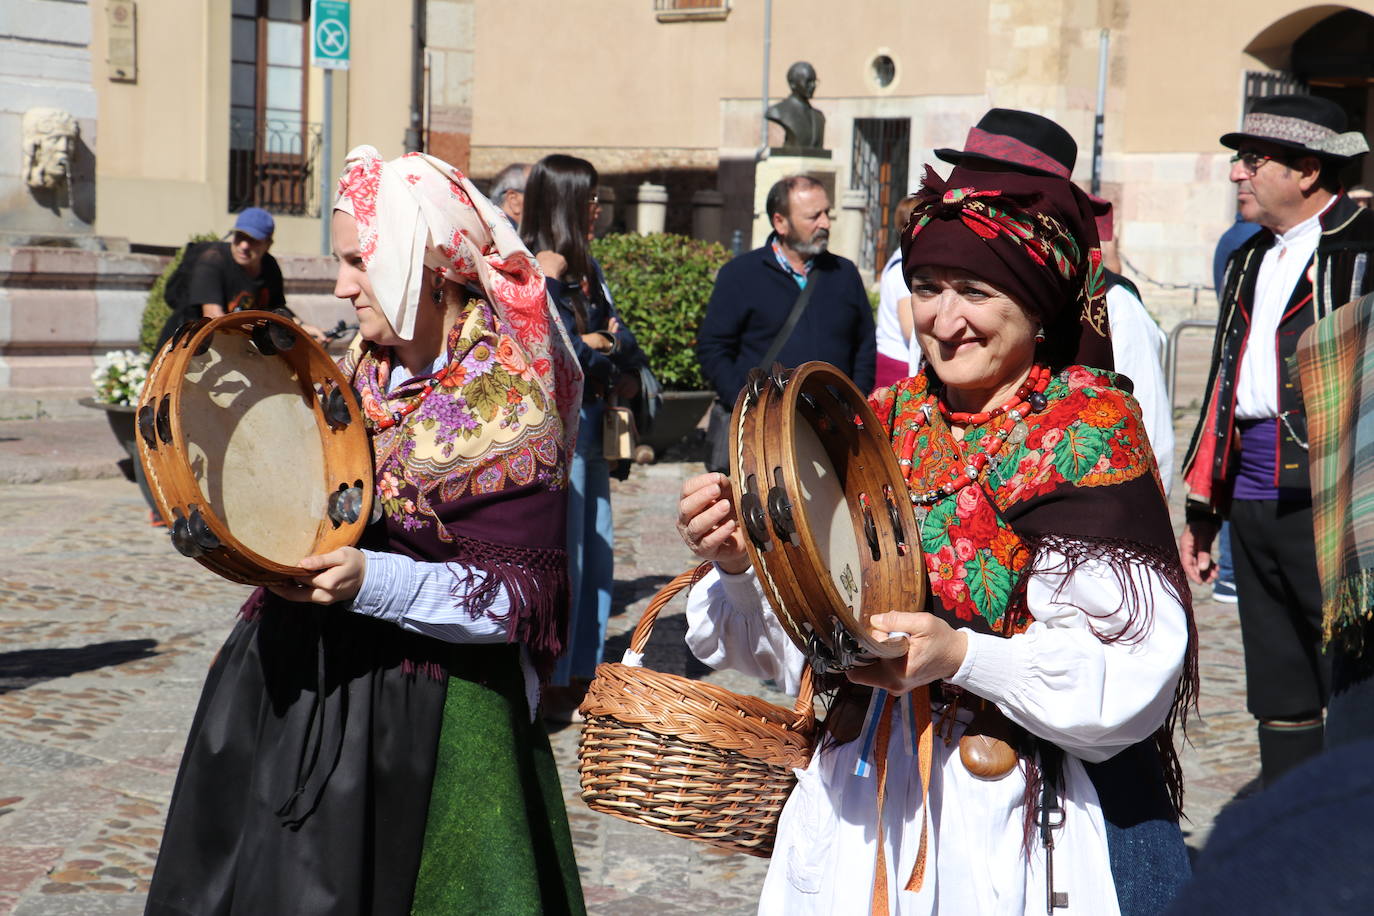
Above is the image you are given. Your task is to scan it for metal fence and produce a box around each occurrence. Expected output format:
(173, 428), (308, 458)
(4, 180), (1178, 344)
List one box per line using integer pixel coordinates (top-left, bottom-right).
(1244, 70), (1309, 112)
(228, 118), (324, 217)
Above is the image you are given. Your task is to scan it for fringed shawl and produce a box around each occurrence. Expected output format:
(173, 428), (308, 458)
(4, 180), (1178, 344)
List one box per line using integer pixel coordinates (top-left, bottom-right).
(330, 146), (584, 680)
(1296, 290), (1374, 650)
(869, 365), (1199, 816)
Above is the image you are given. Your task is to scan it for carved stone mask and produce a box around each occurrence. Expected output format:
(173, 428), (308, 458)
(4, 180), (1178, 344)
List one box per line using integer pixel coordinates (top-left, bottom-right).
(22, 108), (78, 191)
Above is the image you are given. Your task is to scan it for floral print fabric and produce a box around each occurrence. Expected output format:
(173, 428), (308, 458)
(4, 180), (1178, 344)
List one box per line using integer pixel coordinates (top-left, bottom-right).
(343, 297), (566, 537)
(333, 145), (582, 458)
(869, 365), (1158, 633)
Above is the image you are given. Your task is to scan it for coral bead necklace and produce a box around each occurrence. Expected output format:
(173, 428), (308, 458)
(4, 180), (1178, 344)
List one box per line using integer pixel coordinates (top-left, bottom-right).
(898, 365), (1051, 506)
(369, 376), (441, 430)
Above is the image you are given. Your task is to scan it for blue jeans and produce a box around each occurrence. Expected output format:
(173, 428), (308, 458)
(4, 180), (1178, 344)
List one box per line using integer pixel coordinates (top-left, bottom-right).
(1216, 520), (1234, 585)
(553, 402), (614, 686)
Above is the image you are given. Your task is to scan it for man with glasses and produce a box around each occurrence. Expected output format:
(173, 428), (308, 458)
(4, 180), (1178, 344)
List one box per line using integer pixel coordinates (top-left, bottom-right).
(1180, 94), (1374, 786)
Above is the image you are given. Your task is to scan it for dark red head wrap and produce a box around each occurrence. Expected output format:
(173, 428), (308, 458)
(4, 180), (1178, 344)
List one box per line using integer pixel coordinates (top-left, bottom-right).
(900, 165), (1112, 371)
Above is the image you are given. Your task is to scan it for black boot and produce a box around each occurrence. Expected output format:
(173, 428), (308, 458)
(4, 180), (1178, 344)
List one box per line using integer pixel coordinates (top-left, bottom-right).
(1257, 718), (1324, 788)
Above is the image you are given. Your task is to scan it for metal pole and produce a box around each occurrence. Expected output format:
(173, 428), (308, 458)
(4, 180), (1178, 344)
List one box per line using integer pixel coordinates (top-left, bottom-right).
(1092, 29), (1108, 196)
(1165, 318), (1217, 410)
(321, 68), (333, 255)
(759, 0), (771, 154)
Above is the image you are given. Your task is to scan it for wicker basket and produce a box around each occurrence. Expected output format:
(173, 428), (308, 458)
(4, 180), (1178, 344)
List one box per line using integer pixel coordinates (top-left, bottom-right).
(577, 564), (817, 857)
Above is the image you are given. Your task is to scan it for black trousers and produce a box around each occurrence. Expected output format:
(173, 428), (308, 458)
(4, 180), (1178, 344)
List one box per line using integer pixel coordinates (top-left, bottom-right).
(1230, 498), (1331, 720)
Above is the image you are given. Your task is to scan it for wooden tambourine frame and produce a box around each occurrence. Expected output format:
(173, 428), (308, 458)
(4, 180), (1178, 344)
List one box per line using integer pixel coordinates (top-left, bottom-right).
(730, 361), (925, 672)
(136, 311), (374, 586)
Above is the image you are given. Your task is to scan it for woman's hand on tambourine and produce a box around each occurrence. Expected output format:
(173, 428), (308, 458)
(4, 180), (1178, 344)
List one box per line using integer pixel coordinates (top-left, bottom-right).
(269, 547), (367, 605)
(844, 612), (968, 695)
(677, 472), (750, 575)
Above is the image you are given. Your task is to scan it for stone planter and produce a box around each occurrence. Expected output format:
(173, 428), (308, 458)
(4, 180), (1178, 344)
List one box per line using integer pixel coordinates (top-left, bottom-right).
(642, 390), (715, 456)
(80, 396), (138, 459)
(80, 397), (155, 509)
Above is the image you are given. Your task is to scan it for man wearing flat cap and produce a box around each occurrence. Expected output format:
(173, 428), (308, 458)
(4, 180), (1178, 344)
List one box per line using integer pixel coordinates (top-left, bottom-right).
(1181, 94), (1374, 786)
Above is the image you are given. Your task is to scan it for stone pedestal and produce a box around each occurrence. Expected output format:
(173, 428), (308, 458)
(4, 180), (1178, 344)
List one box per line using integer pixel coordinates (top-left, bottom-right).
(630, 182), (667, 236)
(691, 189), (724, 245)
(750, 155), (837, 249)
(834, 189), (869, 276)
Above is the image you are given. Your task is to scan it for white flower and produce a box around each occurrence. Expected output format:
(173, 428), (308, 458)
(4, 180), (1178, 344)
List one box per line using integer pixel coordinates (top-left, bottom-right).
(91, 349), (151, 405)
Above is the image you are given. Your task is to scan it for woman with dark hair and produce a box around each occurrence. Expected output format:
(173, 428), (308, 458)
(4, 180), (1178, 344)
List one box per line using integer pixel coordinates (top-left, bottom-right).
(521, 154), (647, 711)
(145, 146), (587, 915)
(675, 165), (1197, 914)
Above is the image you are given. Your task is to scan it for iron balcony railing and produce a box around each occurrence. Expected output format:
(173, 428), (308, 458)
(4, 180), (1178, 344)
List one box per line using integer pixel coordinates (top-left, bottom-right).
(228, 118), (324, 217)
(654, 0), (730, 21)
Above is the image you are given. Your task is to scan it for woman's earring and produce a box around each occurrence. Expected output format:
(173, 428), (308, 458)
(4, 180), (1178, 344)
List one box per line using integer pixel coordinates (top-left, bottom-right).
(1034, 327), (1046, 343)
(431, 282), (445, 305)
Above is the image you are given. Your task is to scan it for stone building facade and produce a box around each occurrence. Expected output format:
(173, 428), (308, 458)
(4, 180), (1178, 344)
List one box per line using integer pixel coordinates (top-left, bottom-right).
(5, 0), (1374, 388)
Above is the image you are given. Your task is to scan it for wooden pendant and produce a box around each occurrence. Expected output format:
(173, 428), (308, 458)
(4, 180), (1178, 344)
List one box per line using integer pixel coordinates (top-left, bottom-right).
(959, 734), (1019, 779)
(958, 700), (1019, 780)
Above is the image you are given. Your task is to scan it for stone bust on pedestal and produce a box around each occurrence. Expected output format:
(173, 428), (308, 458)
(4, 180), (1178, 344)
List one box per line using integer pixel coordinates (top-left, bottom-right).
(767, 62), (827, 155)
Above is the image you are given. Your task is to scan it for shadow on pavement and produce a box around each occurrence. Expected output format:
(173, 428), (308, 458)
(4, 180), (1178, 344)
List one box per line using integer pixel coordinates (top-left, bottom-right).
(0, 638), (160, 693)
(610, 573), (677, 620)
(604, 612), (713, 681)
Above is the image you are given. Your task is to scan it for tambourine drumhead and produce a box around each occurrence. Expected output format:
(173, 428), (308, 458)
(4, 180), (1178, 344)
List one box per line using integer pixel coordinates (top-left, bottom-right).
(731, 362), (924, 672)
(790, 415), (863, 612)
(179, 330), (332, 566)
(137, 311), (373, 586)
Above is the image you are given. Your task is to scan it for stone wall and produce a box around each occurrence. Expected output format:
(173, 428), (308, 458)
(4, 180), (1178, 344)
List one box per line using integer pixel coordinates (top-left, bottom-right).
(426, 0), (475, 170)
(0, 0), (99, 244)
(0, 247), (349, 390)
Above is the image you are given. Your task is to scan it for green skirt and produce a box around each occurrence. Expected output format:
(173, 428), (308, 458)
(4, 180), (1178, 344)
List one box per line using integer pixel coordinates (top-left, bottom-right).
(413, 658), (586, 916)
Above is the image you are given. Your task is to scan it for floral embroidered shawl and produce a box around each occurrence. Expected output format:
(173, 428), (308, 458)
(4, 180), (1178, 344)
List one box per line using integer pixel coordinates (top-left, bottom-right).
(331, 148), (584, 678)
(334, 145), (582, 457)
(869, 365), (1198, 813)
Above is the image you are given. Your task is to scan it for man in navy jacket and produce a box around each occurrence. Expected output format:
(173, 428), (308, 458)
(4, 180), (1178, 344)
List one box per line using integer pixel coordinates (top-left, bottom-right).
(696, 175), (877, 414)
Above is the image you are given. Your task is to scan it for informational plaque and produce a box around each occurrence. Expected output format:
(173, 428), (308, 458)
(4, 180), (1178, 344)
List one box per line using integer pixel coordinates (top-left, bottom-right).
(107, 0), (137, 82)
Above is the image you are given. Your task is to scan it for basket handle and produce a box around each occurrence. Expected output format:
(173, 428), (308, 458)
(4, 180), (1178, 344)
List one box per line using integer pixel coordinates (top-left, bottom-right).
(628, 561), (817, 722)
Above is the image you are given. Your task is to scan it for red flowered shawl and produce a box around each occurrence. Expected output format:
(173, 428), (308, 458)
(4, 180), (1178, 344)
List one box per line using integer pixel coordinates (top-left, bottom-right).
(869, 365), (1198, 813)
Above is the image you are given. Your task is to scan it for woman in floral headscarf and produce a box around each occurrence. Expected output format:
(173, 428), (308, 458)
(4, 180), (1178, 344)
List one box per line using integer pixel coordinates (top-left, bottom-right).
(145, 147), (586, 916)
(675, 165), (1197, 915)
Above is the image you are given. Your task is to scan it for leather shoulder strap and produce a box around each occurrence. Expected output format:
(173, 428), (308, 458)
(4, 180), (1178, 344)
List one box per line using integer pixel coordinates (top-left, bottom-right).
(757, 270), (822, 370)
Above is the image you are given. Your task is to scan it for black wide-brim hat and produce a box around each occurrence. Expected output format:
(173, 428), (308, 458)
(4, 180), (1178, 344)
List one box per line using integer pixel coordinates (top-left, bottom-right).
(1220, 94), (1369, 162)
(935, 108), (1078, 179)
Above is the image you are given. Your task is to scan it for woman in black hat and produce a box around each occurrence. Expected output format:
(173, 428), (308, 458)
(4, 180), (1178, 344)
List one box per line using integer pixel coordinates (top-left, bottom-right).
(677, 163), (1195, 915)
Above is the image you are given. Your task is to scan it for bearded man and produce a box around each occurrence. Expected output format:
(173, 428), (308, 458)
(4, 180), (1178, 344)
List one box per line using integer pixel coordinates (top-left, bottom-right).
(696, 174), (875, 472)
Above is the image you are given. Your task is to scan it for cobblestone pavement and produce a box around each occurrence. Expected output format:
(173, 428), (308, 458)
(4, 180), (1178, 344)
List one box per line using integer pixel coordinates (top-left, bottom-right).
(0, 383), (1258, 915)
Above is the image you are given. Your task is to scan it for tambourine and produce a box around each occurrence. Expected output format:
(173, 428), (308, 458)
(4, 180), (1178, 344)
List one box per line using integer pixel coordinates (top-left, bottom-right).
(136, 311), (373, 586)
(730, 361), (925, 673)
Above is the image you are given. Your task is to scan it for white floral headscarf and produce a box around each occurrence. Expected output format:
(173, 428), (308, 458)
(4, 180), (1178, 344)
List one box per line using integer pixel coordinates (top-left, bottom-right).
(333, 145), (582, 452)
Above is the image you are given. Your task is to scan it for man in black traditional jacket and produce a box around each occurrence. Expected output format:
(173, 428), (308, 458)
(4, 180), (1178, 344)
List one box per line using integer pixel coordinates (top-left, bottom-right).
(1180, 94), (1374, 786)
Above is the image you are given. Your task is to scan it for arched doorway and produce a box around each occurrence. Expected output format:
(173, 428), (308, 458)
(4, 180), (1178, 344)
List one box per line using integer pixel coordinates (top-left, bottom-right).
(1244, 6), (1374, 188)
(1294, 9), (1374, 186)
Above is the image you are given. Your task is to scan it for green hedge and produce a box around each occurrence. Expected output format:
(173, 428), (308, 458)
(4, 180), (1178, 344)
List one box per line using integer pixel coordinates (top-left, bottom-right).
(139, 233), (220, 353)
(591, 232), (730, 391)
